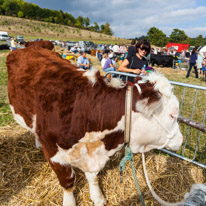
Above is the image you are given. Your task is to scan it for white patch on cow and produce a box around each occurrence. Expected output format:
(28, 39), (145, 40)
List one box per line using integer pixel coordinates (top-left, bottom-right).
(77, 68), (85, 71)
(34, 133), (42, 148)
(145, 72), (173, 98)
(70, 168), (75, 179)
(130, 94), (183, 154)
(134, 83), (142, 94)
(10, 105), (31, 131)
(138, 79), (147, 84)
(10, 105), (42, 148)
(135, 97), (162, 117)
(104, 77), (126, 89)
(83, 67), (98, 86)
(85, 172), (106, 206)
(51, 116), (125, 172)
(63, 189), (76, 206)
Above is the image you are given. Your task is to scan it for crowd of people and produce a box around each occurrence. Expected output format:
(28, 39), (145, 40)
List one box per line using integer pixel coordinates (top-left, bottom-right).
(186, 47), (206, 79)
(93, 39), (152, 81)
(7, 36), (205, 80)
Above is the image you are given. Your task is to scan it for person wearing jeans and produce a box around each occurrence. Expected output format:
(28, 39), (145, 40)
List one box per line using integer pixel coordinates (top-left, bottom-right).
(77, 52), (91, 70)
(103, 53), (116, 76)
(186, 47), (198, 78)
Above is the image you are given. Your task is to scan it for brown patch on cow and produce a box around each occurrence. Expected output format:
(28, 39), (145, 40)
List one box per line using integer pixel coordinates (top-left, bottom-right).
(25, 40), (54, 50)
(132, 78), (161, 111)
(102, 131), (124, 151)
(49, 161), (75, 189)
(69, 140), (103, 160)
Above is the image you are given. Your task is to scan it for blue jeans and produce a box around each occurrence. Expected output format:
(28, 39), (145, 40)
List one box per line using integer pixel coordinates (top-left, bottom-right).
(186, 63), (198, 78)
(103, 67), (116, 76)
(80, 65), (91, 70)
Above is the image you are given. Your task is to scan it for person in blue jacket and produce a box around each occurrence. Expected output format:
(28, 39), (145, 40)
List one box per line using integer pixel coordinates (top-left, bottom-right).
(186, 46), (199, 78)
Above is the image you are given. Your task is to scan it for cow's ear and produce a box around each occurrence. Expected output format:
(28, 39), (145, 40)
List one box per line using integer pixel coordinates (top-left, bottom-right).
(135, 91), (162, 117)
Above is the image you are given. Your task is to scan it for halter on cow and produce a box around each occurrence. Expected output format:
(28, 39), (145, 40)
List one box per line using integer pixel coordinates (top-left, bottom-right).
(7, 47), (183, 206)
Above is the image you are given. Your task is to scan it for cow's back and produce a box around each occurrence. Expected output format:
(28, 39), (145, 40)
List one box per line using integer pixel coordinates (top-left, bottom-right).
(7, 47), (79, 128)
(25, 40), (54, 50)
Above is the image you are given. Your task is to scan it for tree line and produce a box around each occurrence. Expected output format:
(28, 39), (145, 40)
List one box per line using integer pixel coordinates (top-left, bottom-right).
(135, 27), (206, 47)
(0, 0), (113, 35)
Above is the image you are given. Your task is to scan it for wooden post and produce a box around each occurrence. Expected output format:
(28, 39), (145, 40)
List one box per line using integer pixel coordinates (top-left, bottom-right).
(178, 115), (206, 133)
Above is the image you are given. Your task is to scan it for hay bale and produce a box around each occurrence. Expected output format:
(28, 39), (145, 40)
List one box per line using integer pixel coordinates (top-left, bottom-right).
(0, 126), (205, 206)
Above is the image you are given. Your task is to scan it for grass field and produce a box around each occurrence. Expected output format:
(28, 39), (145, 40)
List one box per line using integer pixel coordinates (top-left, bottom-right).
(0, 49), (205, 205)
(0, 15), (130, 45)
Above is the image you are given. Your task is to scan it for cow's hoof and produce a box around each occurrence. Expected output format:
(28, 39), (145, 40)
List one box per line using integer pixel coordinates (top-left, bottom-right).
(94, 198), (107, 206)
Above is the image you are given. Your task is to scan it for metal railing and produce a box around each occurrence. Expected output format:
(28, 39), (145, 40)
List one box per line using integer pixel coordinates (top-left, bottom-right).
(104, 71), (206, 168)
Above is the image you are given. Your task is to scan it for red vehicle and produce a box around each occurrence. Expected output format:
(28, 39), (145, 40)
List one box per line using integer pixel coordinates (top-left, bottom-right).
(167, 43), (189, 52)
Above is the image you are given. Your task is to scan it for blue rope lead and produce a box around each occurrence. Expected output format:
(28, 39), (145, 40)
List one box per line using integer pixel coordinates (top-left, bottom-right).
(119, 145), (146, 206)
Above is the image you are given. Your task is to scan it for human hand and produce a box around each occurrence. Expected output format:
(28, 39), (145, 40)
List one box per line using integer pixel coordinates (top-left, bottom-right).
(133, 69), (141, 75)
(141, 69), (148, 75)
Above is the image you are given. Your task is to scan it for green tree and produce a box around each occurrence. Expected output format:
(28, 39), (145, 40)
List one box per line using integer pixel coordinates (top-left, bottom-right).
(102, 22), (113, 35)
(2, 0), (20, 16)
(17, 10), (24, 18)
(195, 35), (204, 46)
(94, 22), (99, 32)
(75, 16), (84, 28)
(100, 24), (105, 32)
(83, 17), (90, 28)
(0, 0), (4, 5)
(169, 28), (188, 43)
(146, 27), (167, 47)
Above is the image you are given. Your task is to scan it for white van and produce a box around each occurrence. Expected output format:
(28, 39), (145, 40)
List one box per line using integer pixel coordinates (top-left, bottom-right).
(0, 31), (10, 41)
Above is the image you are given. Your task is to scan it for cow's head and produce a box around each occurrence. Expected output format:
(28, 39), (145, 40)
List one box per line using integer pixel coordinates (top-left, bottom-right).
(130, 72), (183, 153)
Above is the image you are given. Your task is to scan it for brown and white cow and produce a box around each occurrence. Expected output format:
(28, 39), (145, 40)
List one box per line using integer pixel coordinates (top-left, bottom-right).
(7, 47), (183, 206)
(25, 40), (54, 50)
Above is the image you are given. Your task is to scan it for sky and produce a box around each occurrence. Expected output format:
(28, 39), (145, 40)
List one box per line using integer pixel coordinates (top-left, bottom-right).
(25, 0), (206, 39)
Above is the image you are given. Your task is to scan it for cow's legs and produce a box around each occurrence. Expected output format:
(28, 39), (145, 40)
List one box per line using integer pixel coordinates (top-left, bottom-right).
(85, 172), (106, 206)
(63, 188), (76, 206)
(34, 134), (42, 148)
(49, 161), (76, 206)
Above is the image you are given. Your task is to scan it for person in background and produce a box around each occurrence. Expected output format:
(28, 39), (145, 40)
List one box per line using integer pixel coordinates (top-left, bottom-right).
(103, 53), (116, 74)
(112, 43), (120, 55)
(19, 41), (25, 49)
(118, 39), (151, 78)
(77, 52), (91, 70)
(175, 50), (180, 57)
(101, 53), (108, 68)
(128, 39), (136, 57)
(197, 51), (203, 77)
(10, 37), (16, 51)
(70, 46), (78, 54)
(186, 46), (198, 78)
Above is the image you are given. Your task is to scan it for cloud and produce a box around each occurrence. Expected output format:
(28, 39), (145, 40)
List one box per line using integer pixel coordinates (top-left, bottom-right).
(25, 0), (206, 38)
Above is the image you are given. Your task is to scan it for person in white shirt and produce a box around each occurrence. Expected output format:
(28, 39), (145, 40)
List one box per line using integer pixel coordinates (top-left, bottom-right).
(10, 37), (16, 51)
(112, 43), (120, 54)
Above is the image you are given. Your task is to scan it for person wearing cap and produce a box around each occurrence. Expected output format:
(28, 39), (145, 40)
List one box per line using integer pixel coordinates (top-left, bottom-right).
(103, 53), (116, 74)
(77, 52), (91, 70)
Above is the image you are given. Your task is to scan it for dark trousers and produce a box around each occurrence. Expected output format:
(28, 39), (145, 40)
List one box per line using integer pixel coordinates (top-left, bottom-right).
(186, 63), (198, 78)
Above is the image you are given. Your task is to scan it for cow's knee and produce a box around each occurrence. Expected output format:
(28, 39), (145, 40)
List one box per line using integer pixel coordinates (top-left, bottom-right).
(51, 162), (75, 189)
(49, 162), (76, 205)
(85, 172), (106, 206)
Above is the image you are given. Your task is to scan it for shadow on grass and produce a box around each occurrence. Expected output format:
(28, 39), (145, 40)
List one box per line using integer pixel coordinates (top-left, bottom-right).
(0, 103), (7, 108)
